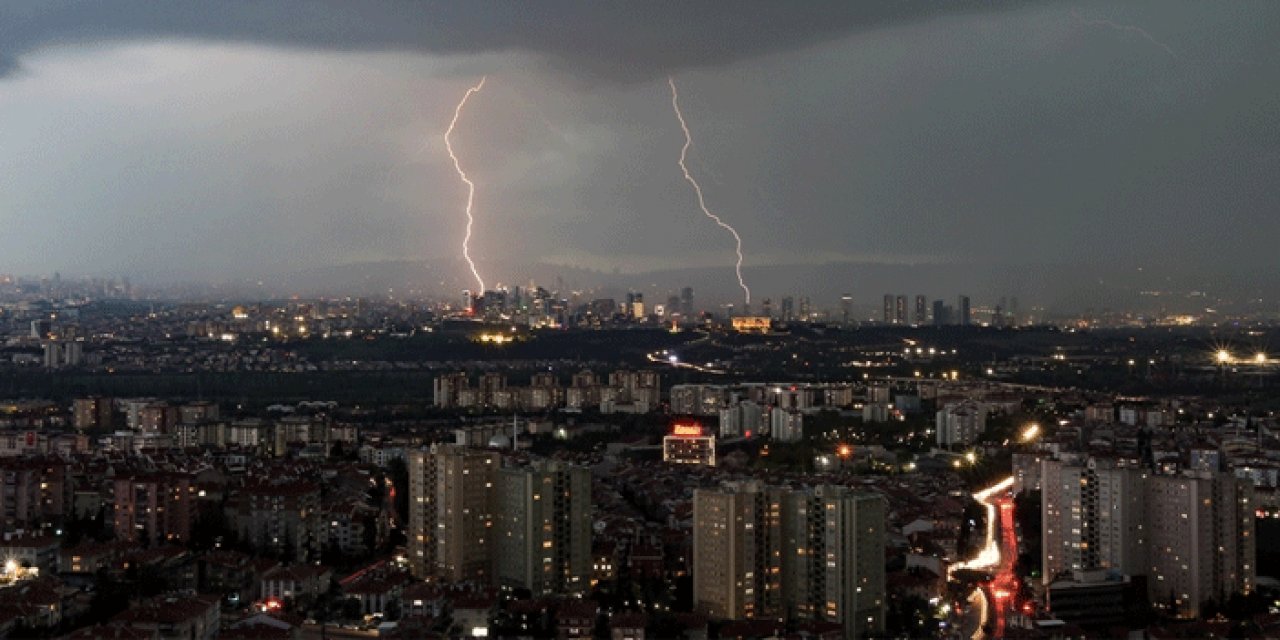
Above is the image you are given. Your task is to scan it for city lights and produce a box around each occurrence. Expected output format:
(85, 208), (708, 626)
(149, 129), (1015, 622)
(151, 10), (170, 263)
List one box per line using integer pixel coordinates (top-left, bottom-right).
(1020, 423), (1040, 442)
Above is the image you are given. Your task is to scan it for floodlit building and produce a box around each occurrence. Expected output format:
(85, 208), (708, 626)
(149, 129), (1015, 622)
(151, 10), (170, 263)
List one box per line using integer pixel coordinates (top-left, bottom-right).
(663, 423), (716, 467)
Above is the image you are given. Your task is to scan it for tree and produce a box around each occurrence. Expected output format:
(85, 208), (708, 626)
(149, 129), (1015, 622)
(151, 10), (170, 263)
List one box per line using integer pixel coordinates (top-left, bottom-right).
(342, 597), (364, 620)
(388, 456), (410, 525)
(1013, 490), (1042, 581)
(384, 598), (402, 621)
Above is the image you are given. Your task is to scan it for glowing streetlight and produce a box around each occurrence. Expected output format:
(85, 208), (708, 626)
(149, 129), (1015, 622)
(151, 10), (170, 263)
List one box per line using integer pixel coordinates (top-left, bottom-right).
(1256, 353), (1267, 364)
(1020, 424), (1040, 442)
(1216, 350), (1232, 364)
(964, 451), (977, 465)
(3, 560), (15, 576)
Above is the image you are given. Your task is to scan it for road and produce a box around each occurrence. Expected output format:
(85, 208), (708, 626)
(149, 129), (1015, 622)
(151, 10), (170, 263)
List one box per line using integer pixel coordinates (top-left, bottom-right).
(950, 476), (1015, 639)
(987, 494), (1020, 638)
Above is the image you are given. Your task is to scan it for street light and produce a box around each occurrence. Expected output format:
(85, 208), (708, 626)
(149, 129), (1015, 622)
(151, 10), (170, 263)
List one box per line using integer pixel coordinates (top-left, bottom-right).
(1020, 424), (1040, 442)
(1216, 350), (1232, 364)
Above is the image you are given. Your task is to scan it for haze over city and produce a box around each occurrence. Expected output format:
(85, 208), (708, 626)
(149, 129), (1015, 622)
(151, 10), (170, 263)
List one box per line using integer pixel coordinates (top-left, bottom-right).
(6, 4), (1280, 640)
(3, 1), (1280, 311)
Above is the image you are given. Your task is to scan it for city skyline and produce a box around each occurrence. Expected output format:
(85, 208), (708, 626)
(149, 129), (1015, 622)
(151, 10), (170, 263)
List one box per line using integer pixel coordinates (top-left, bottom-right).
(2, 2), (1279, 302)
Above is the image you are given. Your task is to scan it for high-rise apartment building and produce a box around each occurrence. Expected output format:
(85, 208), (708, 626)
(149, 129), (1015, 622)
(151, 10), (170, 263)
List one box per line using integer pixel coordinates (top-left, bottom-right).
(894, 295), (907, 324)
(914, 295), (927, 325)
(113, 472), (196, 546)
(1042, 457), (1146, 581)
(433, 373), (470, 409)
(693, 482), (885, 639)
(494, 461), (592, 596)
(408, 444), (500, 582)
(786, 486), (887, 639)
(840, 294), (853, 326)
(73, 396), (114, 431)
(769, 408), (804, 443)
(693, 481), (787, 621)
(235, 478), (323, 563)
(1144, 472), (1254, 618)
(935, 401), (987, 448)
(1041, 457), (1255, 619)
(957, 295), (971, 326)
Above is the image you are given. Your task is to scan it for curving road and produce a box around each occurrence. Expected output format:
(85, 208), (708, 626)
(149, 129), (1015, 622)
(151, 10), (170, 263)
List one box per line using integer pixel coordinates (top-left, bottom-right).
(952, 476), (1015, 639)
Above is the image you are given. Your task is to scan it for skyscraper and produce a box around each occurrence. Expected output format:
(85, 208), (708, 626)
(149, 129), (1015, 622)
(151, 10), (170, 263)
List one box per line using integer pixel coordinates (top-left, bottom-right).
(957, 295), (971, 326)
(914, 295), (927, 325)
(781, 296), (795, 322)
(894, 295), (907, 324)
(840, 294), (853, 326)
(882, 295), (894, 324)
(681, 287), (694, 317)
(932, 300), (950, 327)
(494, 461), (592, 596)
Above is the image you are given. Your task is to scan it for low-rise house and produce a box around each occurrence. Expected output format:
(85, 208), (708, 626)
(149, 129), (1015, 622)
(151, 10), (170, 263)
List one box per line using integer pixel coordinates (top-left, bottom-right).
(260, 565), (332, 604)
(110, 594), (220, 640)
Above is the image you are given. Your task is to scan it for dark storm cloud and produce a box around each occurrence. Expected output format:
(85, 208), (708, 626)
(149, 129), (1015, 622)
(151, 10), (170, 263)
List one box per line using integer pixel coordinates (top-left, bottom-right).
(3, 1), (1280, 310)
(0, 0), (1021, 82)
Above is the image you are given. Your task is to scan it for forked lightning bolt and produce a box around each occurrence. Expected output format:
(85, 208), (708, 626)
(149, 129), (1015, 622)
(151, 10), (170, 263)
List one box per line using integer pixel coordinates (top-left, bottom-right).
(668, 76), (751, 305)
(445, 76), (488, 293)
(1072, 10), (1176, 58)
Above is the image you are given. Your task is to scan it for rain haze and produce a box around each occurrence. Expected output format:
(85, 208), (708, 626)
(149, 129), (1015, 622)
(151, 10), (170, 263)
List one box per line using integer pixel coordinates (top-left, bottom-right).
(2, 1), (1279, 311)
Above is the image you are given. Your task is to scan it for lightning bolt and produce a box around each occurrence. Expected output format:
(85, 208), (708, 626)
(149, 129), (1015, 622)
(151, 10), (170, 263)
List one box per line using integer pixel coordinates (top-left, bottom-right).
(445, 76), (488, 293)
(668, 76), (751, 305)
(1072, 10), (1176, 58)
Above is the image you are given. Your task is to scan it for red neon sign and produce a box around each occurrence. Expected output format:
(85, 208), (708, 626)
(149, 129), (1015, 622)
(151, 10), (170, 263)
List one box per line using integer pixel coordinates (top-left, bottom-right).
(672, 424), (703, 437)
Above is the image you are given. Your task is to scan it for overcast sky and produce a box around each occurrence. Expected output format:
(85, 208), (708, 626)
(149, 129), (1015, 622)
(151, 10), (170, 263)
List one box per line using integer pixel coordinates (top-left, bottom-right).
(2, 1), (1278, 299)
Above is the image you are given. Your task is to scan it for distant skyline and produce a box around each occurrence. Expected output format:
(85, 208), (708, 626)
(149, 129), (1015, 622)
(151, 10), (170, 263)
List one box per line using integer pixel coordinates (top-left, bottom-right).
(2, 1), (1279, 304)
